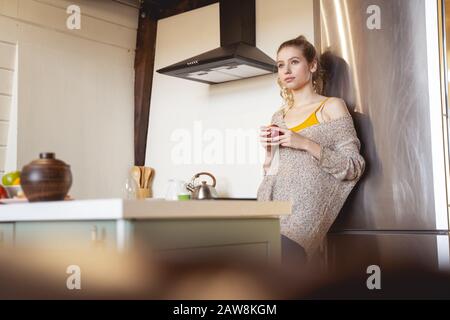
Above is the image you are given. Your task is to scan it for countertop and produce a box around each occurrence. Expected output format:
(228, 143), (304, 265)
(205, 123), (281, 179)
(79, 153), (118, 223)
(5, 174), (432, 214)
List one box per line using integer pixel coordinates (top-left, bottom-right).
(0, 198), (292, 222)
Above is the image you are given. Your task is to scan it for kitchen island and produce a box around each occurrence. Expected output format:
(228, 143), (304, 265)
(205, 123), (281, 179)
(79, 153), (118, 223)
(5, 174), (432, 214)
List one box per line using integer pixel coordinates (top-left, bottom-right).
(0, 198), (291, 264)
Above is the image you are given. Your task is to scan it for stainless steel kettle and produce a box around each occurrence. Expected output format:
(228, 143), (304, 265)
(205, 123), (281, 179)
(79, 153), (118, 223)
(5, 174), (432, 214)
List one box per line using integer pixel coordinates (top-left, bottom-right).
(186, 172), (218, 200)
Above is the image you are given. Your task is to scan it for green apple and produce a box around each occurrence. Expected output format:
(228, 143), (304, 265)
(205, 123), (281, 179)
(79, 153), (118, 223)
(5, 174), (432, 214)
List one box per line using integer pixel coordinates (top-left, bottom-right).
(2, 171), (20, 186)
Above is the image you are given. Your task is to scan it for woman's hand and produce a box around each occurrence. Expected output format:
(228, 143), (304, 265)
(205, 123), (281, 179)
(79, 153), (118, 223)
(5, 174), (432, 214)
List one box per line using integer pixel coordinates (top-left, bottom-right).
(259, 126), (273, 175)
(270, 127), (310, 150)
(259, 126), (276, 149)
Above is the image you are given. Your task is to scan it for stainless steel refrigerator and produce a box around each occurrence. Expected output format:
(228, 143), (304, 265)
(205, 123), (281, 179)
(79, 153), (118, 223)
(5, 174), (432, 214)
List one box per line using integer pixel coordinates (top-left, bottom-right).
(315, 0), (450, 272)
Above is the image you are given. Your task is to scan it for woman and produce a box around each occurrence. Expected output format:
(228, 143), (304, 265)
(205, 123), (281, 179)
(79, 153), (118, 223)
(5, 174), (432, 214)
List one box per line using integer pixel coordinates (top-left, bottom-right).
(257, 35), (365, 264)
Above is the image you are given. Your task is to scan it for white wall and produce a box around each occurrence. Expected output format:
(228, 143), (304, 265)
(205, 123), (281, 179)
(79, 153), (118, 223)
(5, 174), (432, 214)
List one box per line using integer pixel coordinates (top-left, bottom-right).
(0, 40), (15, 175)
(146, 0), (314, 198)
(0, 0), (138, 199)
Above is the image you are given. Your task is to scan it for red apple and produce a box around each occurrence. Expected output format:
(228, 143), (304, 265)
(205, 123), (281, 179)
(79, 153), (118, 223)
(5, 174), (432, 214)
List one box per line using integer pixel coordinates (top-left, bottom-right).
(0, 185), (7, 199)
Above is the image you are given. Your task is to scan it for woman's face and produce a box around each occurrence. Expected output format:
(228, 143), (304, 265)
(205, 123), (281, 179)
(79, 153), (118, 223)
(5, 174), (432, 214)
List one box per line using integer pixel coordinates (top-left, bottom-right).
(276, 46), (316, 90)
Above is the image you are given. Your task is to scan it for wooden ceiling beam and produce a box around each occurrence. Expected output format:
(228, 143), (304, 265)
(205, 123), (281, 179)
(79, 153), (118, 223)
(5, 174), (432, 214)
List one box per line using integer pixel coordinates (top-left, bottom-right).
(142, 0), (219, 20)
(134, 7), (157, 166)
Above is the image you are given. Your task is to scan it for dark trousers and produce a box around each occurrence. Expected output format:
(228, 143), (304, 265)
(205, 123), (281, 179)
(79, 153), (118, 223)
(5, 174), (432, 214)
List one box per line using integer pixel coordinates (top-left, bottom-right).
(281, 235), (307, 266)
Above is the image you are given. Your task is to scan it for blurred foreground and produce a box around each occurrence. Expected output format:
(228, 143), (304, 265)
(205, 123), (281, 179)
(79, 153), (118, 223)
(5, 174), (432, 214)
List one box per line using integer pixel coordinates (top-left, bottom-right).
(0, 236), (449, 299)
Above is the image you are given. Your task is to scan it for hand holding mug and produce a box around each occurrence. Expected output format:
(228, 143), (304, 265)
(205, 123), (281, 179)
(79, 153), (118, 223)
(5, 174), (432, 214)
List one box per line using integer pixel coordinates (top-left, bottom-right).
(269, 126), (310, 150)
(260, 124), (285, 150)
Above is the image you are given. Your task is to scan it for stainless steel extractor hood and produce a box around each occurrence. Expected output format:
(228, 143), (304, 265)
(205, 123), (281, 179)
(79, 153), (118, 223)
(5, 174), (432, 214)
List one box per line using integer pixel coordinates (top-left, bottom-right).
(156, 0), (277, 84)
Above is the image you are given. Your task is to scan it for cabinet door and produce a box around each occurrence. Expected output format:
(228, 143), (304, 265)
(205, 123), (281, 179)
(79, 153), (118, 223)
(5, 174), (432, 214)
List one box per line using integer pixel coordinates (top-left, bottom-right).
(156, 242), (269, 264)
(0, 223), (14, 248)
(15, 221), (116, 251)
(132, 218), (281, 264)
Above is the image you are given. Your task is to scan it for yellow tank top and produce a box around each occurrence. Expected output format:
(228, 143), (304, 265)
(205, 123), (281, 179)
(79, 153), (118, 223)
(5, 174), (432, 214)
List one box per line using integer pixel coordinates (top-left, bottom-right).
(288, 97), (331, 132)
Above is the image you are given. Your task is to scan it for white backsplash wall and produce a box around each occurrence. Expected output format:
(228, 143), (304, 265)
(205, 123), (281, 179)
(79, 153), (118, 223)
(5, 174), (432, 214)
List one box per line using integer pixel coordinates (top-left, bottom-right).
(0, 40), (16, 175)
(0, 0), (138, 199)
(146, 0), (314, 198)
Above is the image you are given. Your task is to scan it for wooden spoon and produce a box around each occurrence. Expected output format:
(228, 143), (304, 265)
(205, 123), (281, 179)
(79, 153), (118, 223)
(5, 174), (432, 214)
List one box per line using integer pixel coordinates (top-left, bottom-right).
(143, 167), (152, 189)
(139, 166), (145, 188)
(131, 166), (141, 188)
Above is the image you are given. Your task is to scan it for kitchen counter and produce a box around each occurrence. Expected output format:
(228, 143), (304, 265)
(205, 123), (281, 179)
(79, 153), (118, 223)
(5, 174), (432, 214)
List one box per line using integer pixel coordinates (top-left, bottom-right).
(0, 198), (291, 221)
(0, 198), (292, 265)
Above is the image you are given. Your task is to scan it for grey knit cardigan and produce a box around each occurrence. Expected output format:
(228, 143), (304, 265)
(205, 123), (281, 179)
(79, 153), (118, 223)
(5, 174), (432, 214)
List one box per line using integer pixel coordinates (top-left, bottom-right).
(257, 109), (366, 256)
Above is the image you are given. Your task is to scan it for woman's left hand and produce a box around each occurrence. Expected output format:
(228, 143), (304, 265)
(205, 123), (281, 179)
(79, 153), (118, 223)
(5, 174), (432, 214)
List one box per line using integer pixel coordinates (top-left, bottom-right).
(270, 127), (309, 150)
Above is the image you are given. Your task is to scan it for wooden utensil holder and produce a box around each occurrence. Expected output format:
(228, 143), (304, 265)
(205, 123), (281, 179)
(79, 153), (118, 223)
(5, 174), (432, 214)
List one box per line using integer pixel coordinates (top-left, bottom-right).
(136, 187), (150, 199)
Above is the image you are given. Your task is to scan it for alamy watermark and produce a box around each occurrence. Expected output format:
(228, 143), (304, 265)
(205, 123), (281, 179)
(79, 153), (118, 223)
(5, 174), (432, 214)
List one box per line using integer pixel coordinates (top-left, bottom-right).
(367, 5), (381, 30)
(66, 265), (81, 290)
(66, 5), (81, 30)
(169, 121), (280, 172)
(366, 265), (381, 290)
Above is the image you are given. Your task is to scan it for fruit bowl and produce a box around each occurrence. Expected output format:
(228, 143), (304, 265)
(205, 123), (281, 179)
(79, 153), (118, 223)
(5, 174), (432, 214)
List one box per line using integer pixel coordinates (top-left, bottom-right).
(4, 185), (24, 199)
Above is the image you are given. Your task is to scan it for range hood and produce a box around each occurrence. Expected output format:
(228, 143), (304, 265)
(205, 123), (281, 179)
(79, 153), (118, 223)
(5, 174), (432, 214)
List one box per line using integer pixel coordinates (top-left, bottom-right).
(156, 0), (277, 85)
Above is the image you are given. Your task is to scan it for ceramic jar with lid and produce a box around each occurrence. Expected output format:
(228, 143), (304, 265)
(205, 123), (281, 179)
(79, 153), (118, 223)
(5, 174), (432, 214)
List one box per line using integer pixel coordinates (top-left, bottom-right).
(21, 152), (72, 202)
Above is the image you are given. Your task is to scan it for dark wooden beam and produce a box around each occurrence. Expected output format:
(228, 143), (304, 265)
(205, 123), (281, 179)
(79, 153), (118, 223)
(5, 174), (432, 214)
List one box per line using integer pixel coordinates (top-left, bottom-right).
(153, 0), (219, 20)
(134, 9), (157, 166)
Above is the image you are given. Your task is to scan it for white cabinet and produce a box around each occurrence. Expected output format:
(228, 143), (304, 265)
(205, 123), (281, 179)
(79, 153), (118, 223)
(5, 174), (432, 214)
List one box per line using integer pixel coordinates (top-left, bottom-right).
(0, 223), (14, 248)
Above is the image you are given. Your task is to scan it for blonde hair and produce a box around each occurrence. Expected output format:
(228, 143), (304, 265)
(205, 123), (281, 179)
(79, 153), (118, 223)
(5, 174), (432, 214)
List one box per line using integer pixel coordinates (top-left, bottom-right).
(276, 35), (324, 117)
